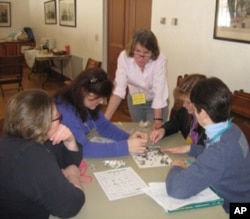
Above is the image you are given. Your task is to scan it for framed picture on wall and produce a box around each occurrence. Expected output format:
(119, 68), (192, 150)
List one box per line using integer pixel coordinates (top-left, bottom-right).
(59, 0), (76, 27)
(0, 2), (11, 27)
(44, 0), (57, 24)
(214, 0), (250, 43)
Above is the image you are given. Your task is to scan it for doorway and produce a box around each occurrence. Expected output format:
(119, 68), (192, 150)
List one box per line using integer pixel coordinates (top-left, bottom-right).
(107, 0), (152, 114)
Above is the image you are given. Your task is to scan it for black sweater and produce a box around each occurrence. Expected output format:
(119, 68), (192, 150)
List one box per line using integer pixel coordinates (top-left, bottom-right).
(0, 136), (85, 219)
(161, 107), (206, 145)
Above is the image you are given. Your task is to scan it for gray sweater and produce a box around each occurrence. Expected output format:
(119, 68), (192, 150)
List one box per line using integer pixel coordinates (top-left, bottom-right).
(166, 123), (250, 213)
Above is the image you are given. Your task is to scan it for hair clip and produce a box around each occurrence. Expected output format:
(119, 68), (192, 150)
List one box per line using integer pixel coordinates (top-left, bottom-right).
(90, 77), (98, 83)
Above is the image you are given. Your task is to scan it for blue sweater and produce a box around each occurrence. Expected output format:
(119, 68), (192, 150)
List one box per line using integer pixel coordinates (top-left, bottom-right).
(166, 123), (250, 213)
(56, 103), (130, 158)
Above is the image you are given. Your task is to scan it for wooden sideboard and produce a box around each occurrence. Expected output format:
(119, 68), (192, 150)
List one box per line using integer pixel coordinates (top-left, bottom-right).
(0, 40), (36, 56)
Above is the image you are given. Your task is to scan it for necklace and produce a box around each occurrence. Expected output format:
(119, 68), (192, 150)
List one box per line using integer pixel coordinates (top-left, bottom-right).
(84, 112), (97, 133)
(84, 111), (98, 140)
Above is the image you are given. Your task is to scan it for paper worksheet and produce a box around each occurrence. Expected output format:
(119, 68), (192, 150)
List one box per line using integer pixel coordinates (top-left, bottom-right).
(130, 145), (172, 168)
(94, 167), (148, 201)
(142, 182), (223, 212)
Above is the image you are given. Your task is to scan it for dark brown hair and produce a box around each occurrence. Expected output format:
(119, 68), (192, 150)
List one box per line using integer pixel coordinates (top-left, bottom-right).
(191, 77), (231, 123)
(55, 67), (113, 121)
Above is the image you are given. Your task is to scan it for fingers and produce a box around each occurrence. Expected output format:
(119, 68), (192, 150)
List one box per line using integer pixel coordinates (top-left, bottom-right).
(133, 131), (148, 140)
(150, 132), (159, 144)
(127, 138), (148, 154)
(161, 147), (184, 154)
(171, 159), (188, 168)
(161, 145), (190, 154)
(150, 129), (164, 144)
(50, 124), (72, 145)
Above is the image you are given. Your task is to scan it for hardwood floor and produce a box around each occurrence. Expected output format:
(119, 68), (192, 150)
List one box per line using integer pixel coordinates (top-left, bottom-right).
(0, 67), (131, 122)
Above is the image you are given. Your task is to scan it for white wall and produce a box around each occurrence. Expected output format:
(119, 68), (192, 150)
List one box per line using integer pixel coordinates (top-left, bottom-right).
(28, 0), (103, 76)
(0, 0), (30, 38)
(0, 0), (103, 78)
(152, 0), (250, 109)
(1, 0), (249, 109)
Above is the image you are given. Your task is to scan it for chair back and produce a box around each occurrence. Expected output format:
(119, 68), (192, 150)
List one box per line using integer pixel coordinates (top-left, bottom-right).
(0, 117), (4, 137)
(85, 58), (102, 70)
(231, 90), (250, 145)
(64, 58), (102, 86)
(0, 56), (24, 97)
(169, 74), (188, 119)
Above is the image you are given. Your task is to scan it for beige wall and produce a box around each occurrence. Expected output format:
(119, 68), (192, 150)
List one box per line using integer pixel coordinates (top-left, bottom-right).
(1, 0), (249, 110)
(152, 0), (250, 109)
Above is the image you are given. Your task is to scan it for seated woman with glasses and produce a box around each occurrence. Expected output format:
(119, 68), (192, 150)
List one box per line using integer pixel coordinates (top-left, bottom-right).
(150, 74), (207, 147)
(0, 90), (85, 219)
(54, 67), (148, 158)
(104, 29), (169, 129)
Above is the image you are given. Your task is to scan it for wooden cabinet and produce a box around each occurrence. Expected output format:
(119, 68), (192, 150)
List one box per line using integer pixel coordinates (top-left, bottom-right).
(0, 41), (35, 56)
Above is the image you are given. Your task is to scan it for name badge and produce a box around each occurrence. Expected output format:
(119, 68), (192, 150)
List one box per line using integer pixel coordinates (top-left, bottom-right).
(132, 93), (146, 105)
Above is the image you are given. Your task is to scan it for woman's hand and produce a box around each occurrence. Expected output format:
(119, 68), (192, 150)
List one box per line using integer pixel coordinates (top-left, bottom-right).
(127, 131), (148, 154)
(161, 145), (190, 154)
(62, 165), (84, 191)
(152, 120), (163, 130)
(49, 124), (79, 151)
(170, 159), (188, 169)
(150, 128), (165, 144)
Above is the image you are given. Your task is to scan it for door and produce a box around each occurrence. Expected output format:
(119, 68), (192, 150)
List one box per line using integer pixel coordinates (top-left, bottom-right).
(107, 0), (152, 113)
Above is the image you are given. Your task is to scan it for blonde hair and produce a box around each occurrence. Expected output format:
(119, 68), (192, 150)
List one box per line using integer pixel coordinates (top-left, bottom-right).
(4, 89), (54, 144)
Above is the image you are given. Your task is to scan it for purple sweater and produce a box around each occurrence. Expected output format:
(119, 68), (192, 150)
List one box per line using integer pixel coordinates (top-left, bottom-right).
(56, 103), (130, 158)
(166, 123), (250, 213)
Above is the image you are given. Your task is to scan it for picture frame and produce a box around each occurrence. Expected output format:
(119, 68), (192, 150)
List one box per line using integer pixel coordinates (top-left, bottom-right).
(59, 0), (76, 27)
(44, 0), (57, 25)
(0, 2), (11, 27)
(214, 0), (250, 44)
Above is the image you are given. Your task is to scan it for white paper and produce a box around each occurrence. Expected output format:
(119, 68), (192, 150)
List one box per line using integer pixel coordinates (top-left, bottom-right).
(94, 167), (148, 201)
(142, 182), (222, 212)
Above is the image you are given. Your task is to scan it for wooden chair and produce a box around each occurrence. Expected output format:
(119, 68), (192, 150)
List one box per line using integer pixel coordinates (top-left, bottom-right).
(233, 89), (250, 99)
(169, 74), (188, 119)
(64, 58), (102, 85)
(0, 56), (24, 97)
(0, 117), (4, 137)
(231, 90), (250, 144)
(85, 58), (102, 70)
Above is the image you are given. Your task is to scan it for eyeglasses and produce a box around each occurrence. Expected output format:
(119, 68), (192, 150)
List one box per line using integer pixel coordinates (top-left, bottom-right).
(51, 113), (63, 122)
(133, 51), (152, 59)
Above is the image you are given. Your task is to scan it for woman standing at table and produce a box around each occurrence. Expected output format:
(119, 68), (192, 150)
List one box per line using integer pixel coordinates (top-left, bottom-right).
(104, 29), (169, 129)
(150, 74), (207, 148)
(55, 67), (148, 158)
(0, 90), (85, 219)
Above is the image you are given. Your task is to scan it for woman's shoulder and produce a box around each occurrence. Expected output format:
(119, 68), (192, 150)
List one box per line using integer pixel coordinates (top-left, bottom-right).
(56, 101), (75, 113)
(1, 136), (50, 159)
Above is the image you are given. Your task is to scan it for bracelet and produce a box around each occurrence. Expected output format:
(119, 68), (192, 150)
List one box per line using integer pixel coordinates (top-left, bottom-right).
(153, 118), (163, 121)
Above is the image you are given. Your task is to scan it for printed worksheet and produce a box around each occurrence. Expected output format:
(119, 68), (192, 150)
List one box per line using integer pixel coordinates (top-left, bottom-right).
(131, 145), (172, 168)
(94, 167), (148, 201)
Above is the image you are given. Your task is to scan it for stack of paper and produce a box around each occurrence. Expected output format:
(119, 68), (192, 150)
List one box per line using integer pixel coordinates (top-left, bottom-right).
(142, 182), (223, 213)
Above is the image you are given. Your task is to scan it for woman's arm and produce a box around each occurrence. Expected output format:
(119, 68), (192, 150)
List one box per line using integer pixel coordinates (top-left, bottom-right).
(104, 94), (122, 120)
